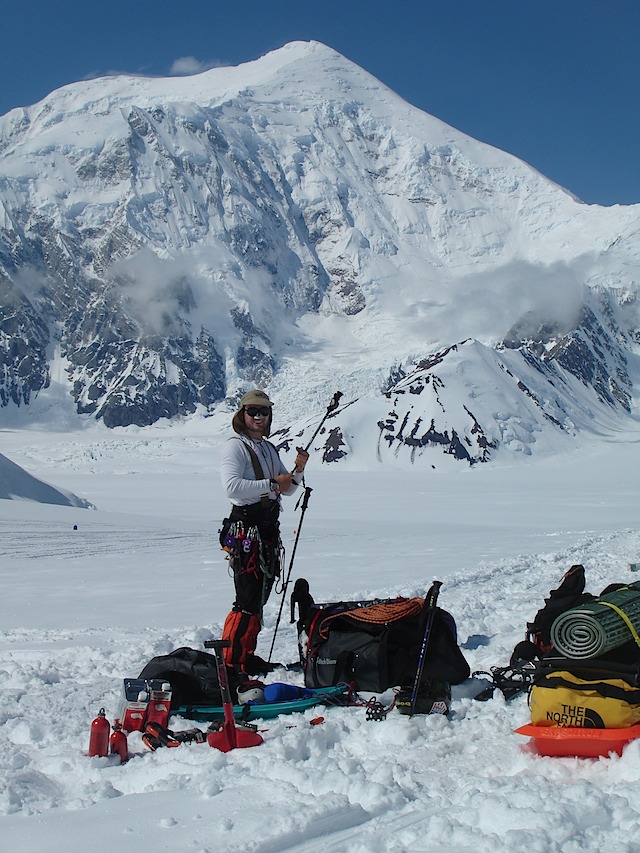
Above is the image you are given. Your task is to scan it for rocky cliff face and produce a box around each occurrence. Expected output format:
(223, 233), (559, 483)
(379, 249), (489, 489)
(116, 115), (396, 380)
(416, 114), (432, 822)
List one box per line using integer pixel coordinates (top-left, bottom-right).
(1, 41), (639, 462)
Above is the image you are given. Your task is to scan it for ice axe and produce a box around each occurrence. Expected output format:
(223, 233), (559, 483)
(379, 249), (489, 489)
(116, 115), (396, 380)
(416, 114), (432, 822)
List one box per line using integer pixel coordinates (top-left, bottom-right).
(204, 640), (264, 752)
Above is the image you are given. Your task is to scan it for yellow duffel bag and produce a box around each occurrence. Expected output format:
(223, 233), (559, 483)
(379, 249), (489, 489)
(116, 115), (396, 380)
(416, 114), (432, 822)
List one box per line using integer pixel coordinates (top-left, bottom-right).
(530, 669), (640, 728)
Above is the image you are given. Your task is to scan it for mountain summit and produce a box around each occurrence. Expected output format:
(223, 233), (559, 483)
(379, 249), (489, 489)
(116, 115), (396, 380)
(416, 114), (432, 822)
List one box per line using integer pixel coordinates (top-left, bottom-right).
(1, 41), (639, 464)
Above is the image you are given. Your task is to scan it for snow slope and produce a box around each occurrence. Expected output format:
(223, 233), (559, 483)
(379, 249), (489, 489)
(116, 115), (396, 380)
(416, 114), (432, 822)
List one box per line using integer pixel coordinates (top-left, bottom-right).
(0, 451), (93, 506)
(2, 422), (640, 851)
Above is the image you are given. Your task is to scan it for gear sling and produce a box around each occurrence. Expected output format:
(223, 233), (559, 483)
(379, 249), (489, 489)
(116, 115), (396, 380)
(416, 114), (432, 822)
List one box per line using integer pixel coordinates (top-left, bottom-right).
(220, 440), (283, 671)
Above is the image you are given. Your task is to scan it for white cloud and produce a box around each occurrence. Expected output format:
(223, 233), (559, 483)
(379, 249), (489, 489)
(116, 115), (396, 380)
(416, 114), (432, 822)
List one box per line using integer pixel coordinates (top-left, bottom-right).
(169, 56), (225, 76)
(399, 258), (591, 348)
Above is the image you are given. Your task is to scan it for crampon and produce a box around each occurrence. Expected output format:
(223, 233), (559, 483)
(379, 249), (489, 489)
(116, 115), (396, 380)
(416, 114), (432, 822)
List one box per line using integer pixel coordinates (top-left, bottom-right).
(472, 663), (537, 702)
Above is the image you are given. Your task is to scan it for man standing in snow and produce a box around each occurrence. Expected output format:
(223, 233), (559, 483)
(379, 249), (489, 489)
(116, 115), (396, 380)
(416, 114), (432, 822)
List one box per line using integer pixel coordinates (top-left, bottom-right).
(219, 390), (309, 675)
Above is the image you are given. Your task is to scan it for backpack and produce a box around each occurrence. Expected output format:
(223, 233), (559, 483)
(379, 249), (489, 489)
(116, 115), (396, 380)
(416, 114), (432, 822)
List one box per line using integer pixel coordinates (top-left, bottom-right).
(524, 564), (595, 657)
(508, 565), (632, 666)
(520, 570), (640, 727)
(475, 566), (636, 703)
(293, 579), (470, 692)
(138, 647), (239, 708)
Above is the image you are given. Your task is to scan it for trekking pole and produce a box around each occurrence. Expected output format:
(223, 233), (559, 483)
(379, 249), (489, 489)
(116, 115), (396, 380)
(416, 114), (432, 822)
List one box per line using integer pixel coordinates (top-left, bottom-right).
(269, 393), (340, 661)
(410, 581), (443, 716)
(268, 486), (313, 663)
(292, 391), (343, 466)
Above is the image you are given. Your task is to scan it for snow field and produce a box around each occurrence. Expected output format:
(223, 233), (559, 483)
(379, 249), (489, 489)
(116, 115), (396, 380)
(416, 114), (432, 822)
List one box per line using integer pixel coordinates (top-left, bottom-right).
(2, 427), (640, 850)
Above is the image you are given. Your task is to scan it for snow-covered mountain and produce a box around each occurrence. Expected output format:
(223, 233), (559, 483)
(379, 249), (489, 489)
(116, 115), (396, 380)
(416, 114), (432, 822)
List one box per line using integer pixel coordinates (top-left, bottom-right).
(1, 40), (639, 463)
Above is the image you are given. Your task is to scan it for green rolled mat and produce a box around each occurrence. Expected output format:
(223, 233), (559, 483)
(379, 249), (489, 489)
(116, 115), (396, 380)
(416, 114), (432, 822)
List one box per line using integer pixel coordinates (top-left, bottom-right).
(550, 585), (640, 659)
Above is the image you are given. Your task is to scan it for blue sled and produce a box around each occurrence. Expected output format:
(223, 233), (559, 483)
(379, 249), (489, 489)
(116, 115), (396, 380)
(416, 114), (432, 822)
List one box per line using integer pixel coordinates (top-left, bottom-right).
(176, 683), (350, 721)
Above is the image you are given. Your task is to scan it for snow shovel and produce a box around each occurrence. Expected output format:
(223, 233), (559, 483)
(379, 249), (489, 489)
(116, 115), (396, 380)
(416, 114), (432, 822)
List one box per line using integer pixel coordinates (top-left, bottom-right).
(204, 640), (264, 752)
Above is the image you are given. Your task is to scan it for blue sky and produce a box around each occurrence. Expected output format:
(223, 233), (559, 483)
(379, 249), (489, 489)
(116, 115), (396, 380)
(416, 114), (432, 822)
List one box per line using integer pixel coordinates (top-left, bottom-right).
(2, 0), (638, 206)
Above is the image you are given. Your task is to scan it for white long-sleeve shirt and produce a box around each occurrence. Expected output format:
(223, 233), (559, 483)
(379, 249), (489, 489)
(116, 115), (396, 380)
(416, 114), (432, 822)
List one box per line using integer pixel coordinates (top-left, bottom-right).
(219, 435), (303, 507)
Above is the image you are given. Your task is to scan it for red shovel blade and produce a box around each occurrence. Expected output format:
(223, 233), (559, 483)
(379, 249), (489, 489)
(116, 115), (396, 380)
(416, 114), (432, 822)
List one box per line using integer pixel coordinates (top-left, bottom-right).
(207, 723), (264, 752)
(203, 640), (264, 751)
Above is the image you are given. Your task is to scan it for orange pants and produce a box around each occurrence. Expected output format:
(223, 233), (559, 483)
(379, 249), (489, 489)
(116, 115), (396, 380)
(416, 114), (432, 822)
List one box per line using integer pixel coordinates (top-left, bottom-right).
(221, 610), (261, 669)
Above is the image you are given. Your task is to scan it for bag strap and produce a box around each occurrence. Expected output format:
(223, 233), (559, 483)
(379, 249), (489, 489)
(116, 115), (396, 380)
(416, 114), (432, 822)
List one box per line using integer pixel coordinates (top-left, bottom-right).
(597, 599), (640, 648)
(234, 437), (265, 478)
(234, 438), (270, 508)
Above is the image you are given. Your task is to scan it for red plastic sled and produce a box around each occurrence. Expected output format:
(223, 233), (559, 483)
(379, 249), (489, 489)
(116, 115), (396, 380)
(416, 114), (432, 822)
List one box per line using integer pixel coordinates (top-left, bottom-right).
(515, 723), (640, 758)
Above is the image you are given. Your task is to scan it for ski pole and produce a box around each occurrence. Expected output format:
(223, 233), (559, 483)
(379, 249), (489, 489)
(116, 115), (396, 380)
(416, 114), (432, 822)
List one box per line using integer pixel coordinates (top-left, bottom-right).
(410, 580), (443, 716)
(270, 393), (340, 660)
(268, 486), (313, 663)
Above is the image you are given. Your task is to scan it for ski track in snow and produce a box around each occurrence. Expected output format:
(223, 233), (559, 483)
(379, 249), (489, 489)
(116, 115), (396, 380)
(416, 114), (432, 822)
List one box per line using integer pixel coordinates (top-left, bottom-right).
(0, 518), (212, 560)
(0, 520), (211, 561)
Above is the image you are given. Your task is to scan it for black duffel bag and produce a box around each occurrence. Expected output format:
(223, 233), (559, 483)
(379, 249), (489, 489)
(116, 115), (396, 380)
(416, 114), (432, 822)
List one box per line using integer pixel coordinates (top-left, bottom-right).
(293, 581), (469, 692)
(138, 646), (239, 708)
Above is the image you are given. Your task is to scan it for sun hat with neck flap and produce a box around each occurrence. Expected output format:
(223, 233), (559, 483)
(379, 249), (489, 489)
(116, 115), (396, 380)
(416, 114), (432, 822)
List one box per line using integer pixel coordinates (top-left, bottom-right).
(232, 389), (274, 435)
(240, 389), (273, 409)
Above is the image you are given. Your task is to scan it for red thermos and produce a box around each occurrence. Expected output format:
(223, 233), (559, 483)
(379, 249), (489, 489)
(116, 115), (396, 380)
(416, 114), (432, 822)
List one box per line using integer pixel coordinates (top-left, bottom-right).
(109, 719), (129, 763)
(88, 708), (110, 757)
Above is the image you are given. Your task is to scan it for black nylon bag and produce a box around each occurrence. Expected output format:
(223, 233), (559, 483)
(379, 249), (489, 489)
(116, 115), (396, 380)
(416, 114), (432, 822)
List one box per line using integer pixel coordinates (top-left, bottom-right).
(300, 600), (469, 692)
(138, 647), (238, 708)
(305, 623), (390, 692)
(417, 610), (471, 684)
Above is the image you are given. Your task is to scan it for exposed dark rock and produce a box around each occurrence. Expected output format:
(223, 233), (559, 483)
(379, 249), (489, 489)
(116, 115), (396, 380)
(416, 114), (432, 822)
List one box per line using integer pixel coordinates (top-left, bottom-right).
(0, 284), (51, 407)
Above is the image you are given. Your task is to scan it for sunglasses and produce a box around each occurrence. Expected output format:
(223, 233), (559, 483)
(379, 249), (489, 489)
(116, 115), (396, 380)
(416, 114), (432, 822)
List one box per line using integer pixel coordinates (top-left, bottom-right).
(245, 406), (271, 417)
